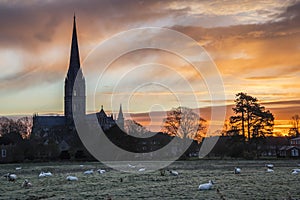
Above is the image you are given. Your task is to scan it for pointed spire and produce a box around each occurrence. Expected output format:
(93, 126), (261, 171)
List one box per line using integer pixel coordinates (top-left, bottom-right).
(67, 14), (81, 79)
(118, 104), (124, 120)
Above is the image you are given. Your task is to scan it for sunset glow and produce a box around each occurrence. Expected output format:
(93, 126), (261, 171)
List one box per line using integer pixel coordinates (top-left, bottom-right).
(0, 0), (300, 135)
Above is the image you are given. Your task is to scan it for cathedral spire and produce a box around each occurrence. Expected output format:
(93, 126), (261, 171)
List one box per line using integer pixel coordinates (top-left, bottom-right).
(67, 14), (81, 79)
(117, 104), (124, 130)
(64, 15), (86, 121)
(118, 104), (124, 120)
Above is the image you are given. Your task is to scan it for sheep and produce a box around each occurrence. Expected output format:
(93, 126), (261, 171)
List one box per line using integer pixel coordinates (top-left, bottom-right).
(39, 172), (53, 177)
(128, 164), (136, 169)
(266, 164), (274, 169)
(22, 179), (32, 188)
(66, 176), (78, 181)
(84, 169), (94, 175)
(15, 167), (22, 170)
(266, 168), (274, 173)
(4, 173), (17, 181)
(138, 168), (146, 172)
(168, 170), (179, 176)
(97, 169), (106, 174)
(234, 167), (241, 174)
(199, 180), (214, 190)
(292, 169), (300, 174)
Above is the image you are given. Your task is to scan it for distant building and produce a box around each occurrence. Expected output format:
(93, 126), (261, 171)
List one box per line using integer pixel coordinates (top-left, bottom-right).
(279, 137), (300, 158)
(290, 137), (300, 146)
(32, 16), (124, 158)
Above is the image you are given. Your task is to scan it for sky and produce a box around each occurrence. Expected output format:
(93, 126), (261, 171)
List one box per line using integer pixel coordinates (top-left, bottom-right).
(0, 0), (300, 134)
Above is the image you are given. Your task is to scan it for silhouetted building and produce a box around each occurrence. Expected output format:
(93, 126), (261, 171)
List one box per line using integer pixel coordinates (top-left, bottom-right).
(64, 16), (86, 124)
(32, 16), (124, 158)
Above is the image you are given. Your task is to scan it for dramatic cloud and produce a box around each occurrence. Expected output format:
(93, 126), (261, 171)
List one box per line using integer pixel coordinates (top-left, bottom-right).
(0, 0), (299, 134)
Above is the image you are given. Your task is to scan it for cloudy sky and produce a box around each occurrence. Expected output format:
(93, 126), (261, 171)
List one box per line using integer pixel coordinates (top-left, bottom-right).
(0, 0), (300, 134)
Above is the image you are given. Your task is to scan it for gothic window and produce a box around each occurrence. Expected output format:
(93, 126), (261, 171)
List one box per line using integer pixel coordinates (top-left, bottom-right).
(73, 90), (77, 96)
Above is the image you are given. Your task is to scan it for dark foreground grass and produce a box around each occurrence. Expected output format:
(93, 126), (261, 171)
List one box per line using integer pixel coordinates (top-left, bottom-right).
(0, 160), (300, 200)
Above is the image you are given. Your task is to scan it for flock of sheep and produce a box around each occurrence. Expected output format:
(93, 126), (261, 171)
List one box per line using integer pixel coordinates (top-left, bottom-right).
(2, 163), (300, 192)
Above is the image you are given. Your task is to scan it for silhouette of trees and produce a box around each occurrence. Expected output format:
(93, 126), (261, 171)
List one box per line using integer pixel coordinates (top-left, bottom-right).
(163, 107), (207, 142)
(230, 93), (274, 142)
(289, 114), (300, 137)
(16, 117), (33, 139)
(0, 116), (32, 139)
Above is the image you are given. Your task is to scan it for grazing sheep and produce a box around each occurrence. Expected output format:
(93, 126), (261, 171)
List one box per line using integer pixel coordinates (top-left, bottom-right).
(84, 169), (94, 175)
(39, 172), (53, 177)
(66, 176), (78, 181)
(22, 179), (32, 188)
(169, 170), (179, 176)
(4, 173), (17, 181)
(138, 168), (146, 172)
(97, 169), (106, 174)
(15, 167), (22, 170)
(266, 168), (274, 173)
(292, 169), (300, 174)
(199, 180), (214, 190)
(266, 164), (274, 169)
(234, 167), (241, 174)
(128, 164), (136, 169)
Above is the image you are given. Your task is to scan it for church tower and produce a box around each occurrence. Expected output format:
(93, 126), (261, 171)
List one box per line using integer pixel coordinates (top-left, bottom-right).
(64, 15), (86, 123)
(117, 104), (124, 130)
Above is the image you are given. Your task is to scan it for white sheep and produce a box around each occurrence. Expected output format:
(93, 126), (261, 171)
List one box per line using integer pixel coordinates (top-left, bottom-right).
(199, 180), (214, 190)
(128, 164), (136, 169)
(39, 172), (53, 177)
(266, 164), (274, 169)
(15, 167), (22, 170)
(169, 170), (179, 176)
(266, 168), (274, 173)
(66, 176), (78, 181)
(292, 169), (300, 174)
(83, 169), (94, 175)
(234, 167), (241, 174)
(97, 169), (106, 174)
(138, 168), (146, 172)
(4, 173), (17, 181)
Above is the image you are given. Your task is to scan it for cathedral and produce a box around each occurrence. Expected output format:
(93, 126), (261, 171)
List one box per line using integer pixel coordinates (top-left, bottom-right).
(32, 16), (124, 144)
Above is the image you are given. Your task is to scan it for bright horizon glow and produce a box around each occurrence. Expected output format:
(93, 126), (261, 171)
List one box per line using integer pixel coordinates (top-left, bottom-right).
(0, 0), (300, 136)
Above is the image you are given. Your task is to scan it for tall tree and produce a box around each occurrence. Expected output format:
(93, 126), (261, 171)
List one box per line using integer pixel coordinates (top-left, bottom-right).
(230, 93), (274, 142)
(16, 117), (33, 139)
(163, 107), (206, 142)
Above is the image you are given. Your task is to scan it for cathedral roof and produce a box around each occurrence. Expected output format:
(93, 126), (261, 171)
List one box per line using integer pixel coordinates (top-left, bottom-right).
(98, 105), (107, 118)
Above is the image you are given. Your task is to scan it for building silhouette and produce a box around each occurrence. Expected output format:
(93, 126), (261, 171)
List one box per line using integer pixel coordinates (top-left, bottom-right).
(32, 16), (124, 155)
(64, 15), (86, 124)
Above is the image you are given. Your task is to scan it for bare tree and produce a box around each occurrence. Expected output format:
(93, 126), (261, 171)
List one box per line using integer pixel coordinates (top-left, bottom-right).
(0, 116), (32, 139)
(16, 117), (33, 139)
(163, 107), (206, 142)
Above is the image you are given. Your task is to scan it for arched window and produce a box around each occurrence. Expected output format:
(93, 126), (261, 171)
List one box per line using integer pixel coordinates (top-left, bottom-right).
(73, 90), (77, 96)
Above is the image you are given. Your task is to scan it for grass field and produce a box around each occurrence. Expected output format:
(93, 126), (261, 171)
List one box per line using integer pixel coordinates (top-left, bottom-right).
(1, 160), (300, 200)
